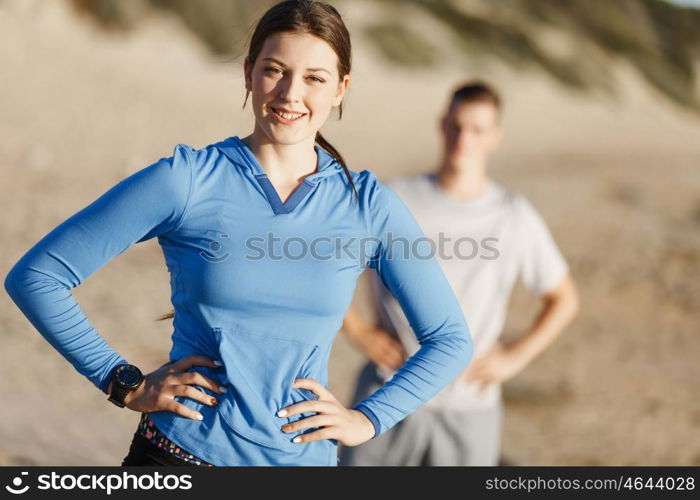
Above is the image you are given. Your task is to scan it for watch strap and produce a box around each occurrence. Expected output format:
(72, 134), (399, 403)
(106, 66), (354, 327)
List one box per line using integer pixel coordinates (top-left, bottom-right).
(108, 384), (131, 408)
(107, 364), (143, 408)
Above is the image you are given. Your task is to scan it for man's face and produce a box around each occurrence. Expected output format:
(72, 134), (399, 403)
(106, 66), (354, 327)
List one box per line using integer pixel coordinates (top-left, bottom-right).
(441, 100), (501, 165)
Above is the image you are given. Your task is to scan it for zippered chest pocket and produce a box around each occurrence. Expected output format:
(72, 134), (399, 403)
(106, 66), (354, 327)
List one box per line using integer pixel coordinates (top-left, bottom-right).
(212, 324), (323, 450)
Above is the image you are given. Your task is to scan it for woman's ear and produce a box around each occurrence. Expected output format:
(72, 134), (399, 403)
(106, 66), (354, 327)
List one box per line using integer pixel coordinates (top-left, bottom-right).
(243, 57), (253, 92)
(333, 74), (351, 107)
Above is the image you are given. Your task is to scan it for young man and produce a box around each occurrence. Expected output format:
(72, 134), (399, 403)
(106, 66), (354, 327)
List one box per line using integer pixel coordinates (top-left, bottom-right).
(339, 81), (580, 466)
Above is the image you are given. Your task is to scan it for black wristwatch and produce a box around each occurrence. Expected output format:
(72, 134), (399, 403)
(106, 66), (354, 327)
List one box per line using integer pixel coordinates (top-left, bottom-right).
(107, 363), (144, 408)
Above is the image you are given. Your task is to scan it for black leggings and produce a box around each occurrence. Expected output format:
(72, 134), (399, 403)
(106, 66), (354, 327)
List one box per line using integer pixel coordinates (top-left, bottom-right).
(120, 429), (199, 466)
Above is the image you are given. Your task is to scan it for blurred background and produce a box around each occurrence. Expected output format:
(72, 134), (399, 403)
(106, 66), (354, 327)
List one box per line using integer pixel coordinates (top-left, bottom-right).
(1, 0), (699, 466)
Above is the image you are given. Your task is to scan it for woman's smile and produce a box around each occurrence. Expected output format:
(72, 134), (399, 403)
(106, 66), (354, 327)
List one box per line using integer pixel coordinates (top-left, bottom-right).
(270, 105), (308, 124)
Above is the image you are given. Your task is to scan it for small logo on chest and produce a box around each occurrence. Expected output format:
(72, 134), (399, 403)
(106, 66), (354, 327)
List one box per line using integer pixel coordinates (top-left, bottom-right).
(200, 233), (231, 263)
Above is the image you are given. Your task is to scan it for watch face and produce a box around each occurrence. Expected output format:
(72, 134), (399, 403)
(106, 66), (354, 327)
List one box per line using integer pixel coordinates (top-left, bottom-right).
(116, 364), (143, 389)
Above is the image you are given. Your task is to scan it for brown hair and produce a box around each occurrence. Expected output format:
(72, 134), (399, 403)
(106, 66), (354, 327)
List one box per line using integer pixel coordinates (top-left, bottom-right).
(449, 80), (502, 119)
(157, 0), (356, 322)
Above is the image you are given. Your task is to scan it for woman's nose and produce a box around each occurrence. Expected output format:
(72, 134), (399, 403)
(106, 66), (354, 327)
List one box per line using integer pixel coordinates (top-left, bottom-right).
(278, 74), (304, 103)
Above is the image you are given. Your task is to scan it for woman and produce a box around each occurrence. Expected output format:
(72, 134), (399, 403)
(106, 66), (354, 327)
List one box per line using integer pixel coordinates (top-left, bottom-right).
(4, 0), (473, 466)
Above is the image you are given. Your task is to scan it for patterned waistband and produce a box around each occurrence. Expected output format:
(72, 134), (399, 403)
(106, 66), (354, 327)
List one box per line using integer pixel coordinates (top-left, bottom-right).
(137, 412), (214, 467)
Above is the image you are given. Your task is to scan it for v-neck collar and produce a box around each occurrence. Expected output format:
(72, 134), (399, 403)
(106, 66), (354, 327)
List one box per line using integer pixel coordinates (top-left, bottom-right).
(214, 136), (343, 215)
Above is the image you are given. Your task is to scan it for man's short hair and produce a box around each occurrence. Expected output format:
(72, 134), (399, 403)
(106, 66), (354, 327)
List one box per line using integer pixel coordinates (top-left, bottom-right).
(448, 81), (502, 118)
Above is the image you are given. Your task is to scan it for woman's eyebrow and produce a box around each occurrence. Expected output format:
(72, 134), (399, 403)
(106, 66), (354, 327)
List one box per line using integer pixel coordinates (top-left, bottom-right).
(262, 56), (331, 74)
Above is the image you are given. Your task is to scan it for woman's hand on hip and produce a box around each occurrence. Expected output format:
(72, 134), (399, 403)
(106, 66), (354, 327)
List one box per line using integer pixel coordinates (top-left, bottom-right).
(123, 355), (228, 420)
(277, 378), (376, 447)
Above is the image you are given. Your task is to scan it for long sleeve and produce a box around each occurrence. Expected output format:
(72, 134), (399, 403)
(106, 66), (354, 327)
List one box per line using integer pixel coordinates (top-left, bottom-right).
(3, 143), (194, 394)
(351, 177), (474, 438)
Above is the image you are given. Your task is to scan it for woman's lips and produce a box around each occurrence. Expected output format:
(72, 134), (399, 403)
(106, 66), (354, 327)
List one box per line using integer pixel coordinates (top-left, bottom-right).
(270, 106), (307, 124)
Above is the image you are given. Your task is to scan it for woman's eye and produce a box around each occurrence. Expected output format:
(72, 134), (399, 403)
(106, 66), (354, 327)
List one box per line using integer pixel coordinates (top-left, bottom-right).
(308, 76), (325, 83)
(264, 67), (283, 75)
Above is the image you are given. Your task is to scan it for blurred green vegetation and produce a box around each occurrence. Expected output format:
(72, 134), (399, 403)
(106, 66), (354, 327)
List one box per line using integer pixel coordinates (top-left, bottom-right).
(148, 0), (274, 56)
(70, 0), (700, 111)
(520, 0), (700, 109)
(363, 23), (438, 66)
(71, 0), (278, 57)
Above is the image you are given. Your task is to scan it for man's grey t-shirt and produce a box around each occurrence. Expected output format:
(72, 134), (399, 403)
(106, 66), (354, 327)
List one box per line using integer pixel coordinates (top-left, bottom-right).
(370, 173), (569, 411)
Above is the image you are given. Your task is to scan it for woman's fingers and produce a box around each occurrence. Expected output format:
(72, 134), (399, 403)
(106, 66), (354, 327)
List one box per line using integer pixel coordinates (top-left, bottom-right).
(278, 397), (335, 418)
(171, 384), (219, 407)
(275, 387), (377, 447)
(169, 354), (222, 373)
(160, 396), (204, 421)
(289, 426), (335, 444)
(160, 355), (227, 394)
(291, 378), (333, 401)
(127, 358), (226, 420)
(281, 414), (336, 434)
(174, 371), (228, 394)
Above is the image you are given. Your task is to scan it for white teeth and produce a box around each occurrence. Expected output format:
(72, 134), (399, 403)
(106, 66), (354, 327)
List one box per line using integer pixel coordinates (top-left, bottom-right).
(274, 108), (303, 120)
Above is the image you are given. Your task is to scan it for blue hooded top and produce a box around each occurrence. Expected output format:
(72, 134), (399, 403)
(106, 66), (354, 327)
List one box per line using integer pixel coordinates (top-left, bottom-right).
(4, 135), (473, 466)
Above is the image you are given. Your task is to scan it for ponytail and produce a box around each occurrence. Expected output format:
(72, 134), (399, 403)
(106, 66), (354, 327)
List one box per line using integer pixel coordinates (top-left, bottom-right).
(315, 131), (358, 204)
(157, 310), (174, 321)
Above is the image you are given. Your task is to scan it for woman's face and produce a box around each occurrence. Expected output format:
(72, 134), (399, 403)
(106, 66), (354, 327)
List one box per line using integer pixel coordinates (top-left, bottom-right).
(244, 31), (350, 146)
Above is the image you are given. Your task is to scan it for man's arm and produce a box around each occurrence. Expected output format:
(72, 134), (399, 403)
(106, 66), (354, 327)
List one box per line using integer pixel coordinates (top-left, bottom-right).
(342, 300), (407, 372)
(462, 273), (579, 390)
(508, 272), (579, 366)
(462, 193), (581, 390)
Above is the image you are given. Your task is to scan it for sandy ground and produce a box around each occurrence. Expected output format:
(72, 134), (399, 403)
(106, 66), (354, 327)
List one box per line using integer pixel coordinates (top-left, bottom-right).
(1, 0), (699, 465)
